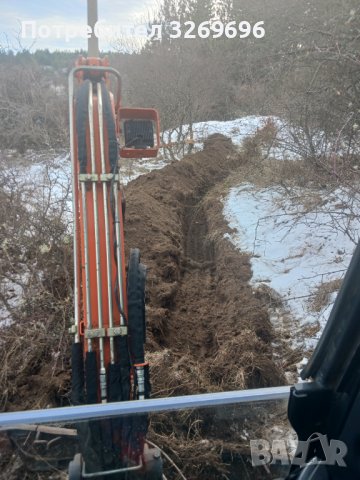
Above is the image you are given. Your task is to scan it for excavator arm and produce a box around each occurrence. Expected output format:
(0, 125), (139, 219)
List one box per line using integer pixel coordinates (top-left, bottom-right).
(67, 2), (161, 477)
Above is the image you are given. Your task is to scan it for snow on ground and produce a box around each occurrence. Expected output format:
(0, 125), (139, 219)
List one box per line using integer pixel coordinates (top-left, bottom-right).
(167, 116), (301, 160)
(193, 116), (298, 157)
(119, 156), (169, 184)
(0, 278), (24, 326)
(0, 274), (31, 327)
(223, 183), (360, 351)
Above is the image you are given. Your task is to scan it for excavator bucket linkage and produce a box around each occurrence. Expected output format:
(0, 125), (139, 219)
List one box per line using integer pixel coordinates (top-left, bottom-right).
(66, 53), (161, 479)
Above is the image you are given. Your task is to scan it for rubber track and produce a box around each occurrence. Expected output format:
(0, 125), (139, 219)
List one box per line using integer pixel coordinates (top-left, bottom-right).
(127, 248), (146, 366)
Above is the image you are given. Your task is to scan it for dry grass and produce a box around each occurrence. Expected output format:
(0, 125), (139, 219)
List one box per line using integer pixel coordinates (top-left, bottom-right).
(0, 301), (71, 411)
(311, 279), (342, 313)
(242, 117), (279, 161)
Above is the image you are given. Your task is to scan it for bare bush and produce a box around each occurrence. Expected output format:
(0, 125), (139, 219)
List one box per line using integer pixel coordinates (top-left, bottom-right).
(0, 61), (68, 152)
(0, 153), (72, 410)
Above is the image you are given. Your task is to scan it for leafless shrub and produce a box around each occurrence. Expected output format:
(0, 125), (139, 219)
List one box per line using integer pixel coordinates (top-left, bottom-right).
(0, 153), (72, 410)
(0, 62), (68, 152)
(242, 118), (278, 160)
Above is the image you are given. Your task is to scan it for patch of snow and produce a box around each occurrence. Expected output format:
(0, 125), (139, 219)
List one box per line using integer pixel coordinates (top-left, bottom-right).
(119, 156), (170, 184)
(0, 275), (28, 327)
(166, 116), (301, 160)
(223, 183), (360, 350)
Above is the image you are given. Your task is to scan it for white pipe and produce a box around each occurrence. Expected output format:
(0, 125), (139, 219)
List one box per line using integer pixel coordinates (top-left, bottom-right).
(68, 71), (80, 344)
(81, 180), (93, 353)
(113, 181), (125, 326)
(88, 82), (107, 402)
(97, 82), (115, 365)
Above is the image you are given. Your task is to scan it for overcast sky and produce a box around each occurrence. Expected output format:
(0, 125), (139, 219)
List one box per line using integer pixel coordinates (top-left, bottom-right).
(0, 0), (160, 51)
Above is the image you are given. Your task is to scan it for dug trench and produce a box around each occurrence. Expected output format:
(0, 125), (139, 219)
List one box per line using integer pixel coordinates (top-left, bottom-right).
(125, 134), (285, 393)
(0, 135), (288, 479)
(124, 135), (287, 478)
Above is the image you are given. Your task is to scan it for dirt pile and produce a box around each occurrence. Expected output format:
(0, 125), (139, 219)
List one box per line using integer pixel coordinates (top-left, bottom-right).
(125, 134), (284, 397)
(123, 134), (286, 478)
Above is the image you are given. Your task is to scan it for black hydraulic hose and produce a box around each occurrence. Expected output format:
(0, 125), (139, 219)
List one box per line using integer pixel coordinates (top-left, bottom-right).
(139, 263), (146, 344)
(108, 364), (122, 402)
(127, 249), (146, 365)
(85, 351), (98, 404)
(144, 363), (151, 399)
(117, 336), (131, 402)
(84, 351), (105, 470)
(71, 343), (84, 405)
(100, 80), (118, 172)
(75, 80), (91, 174)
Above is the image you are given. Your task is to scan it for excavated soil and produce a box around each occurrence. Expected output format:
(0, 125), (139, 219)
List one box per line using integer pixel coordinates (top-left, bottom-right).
(1, 135), (287, 479)
(125, 135), (284, 396)
(123, 134), (286, 478)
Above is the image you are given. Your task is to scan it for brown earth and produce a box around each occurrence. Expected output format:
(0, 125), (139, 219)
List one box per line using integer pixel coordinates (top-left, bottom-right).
(123, 135), (287, 478)
(125, 134), (284, 397)
(0, 135), (287, 479)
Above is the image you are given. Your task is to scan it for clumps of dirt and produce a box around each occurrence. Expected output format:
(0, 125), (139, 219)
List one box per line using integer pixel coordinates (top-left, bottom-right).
(210, 333), (278, 390)
(147, 349), (213, 397)
(125, 134), (284, 393)
(124, 134), (286, 478)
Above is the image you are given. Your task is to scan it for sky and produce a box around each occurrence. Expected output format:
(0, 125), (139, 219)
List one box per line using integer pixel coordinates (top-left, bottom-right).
(0, 0), (160, 51)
